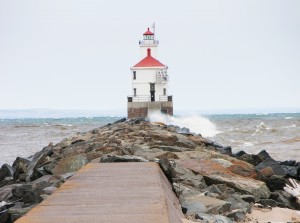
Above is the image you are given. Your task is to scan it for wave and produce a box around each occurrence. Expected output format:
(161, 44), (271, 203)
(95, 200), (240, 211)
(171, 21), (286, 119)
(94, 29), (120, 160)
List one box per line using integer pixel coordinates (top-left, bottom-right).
(148, 112), (220, 137)
(14, 124), (39, 128)
(281, 136), (300, 144)
(282, 124), (297, 129)
(243, 141), (254, 147)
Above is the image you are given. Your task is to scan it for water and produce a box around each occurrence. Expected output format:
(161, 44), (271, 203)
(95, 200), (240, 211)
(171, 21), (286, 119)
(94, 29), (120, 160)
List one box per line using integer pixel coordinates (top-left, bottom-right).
(0, 117), (120, 166)
(0, 113), (299, 166)
(209, 113), (300, 162)
(150, 112), (300, 162)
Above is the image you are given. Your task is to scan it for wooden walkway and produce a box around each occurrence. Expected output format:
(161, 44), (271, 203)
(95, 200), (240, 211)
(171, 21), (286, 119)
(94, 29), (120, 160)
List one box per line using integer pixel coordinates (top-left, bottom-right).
(16, 162), (184, 223)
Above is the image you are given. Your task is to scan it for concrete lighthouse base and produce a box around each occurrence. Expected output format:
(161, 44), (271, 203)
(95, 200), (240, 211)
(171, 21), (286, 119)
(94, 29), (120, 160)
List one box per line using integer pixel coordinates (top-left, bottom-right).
(127, 101), (173, 119)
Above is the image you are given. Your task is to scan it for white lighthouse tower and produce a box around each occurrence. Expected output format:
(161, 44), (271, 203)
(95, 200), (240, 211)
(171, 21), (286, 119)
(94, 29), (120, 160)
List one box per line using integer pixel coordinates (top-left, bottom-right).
(127, 27), (173, 119)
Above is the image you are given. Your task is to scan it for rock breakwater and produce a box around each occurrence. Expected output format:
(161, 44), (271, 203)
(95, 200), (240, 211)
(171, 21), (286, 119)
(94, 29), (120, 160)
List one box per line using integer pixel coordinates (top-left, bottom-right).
(0, 118), (300, 222)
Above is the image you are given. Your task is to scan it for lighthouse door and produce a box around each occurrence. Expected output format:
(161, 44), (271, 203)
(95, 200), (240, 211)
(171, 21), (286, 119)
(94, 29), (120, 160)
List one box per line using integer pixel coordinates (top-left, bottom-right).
(150, 83), (155, 101)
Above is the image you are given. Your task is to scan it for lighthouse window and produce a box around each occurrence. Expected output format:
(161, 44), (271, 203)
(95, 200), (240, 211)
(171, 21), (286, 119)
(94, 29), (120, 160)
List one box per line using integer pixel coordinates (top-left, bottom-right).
(133, 71), (136, 80)
(133, 88), (136, 96)
(163, 88), (166, 96)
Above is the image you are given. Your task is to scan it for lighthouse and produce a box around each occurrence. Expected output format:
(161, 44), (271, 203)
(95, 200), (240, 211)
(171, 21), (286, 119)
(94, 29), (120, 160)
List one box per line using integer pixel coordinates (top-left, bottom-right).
(127, 27), (173, 119)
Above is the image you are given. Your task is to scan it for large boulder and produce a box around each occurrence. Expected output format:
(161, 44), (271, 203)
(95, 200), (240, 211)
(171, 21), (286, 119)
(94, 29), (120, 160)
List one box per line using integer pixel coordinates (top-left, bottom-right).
(256, 158), (286, 176)
(181, 195), (231, 215)
(196, 213), (233, 223)
(12, 157), (30, 181)
(25, 152), (48, 182)
(8, 202), (37, 222)
(0, 164), (15, 182)
(281, 165), (298, 178)
(51, 154), (89, 175)
(0, 184), (22, 201)
(171, 164), (207, 190)
(177, 159), (271, 199)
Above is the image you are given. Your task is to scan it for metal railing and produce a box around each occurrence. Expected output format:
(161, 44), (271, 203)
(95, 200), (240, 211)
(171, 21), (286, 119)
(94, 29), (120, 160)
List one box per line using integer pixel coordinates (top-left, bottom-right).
(127, 95), (172, 102)
(139, 40), (159, 45)
(156, 74), (168, 83)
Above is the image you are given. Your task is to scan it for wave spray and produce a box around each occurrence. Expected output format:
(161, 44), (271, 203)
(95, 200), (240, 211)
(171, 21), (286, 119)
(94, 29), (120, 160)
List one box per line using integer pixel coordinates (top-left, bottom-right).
(148, 112), (220, 138)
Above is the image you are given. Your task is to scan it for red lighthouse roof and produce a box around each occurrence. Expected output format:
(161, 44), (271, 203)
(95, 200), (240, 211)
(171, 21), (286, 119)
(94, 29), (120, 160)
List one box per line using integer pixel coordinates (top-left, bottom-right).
(133, 48), (165, 68)
(143, 28), (154, 35)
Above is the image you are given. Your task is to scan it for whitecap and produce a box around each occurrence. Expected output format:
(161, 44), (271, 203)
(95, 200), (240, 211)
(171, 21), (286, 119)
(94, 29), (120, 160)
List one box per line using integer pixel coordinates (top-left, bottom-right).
(148, 112), (220, 137)
(282, 124), (297, 129)
(285, 117), (293, 120)
(243, 141), (254, 147)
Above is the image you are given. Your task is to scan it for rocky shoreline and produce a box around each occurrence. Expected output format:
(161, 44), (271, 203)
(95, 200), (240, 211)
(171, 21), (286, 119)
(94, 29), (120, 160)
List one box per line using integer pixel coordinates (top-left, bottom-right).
(0, 118), (300, 222)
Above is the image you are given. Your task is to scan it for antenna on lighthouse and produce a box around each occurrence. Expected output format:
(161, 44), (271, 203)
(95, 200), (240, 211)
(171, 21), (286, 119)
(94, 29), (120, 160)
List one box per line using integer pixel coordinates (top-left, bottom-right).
(152, 22), (156, 40)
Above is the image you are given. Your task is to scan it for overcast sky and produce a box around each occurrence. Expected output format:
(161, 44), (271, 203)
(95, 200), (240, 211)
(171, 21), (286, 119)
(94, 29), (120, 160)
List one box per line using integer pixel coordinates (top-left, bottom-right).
(0, 0), (299, 114)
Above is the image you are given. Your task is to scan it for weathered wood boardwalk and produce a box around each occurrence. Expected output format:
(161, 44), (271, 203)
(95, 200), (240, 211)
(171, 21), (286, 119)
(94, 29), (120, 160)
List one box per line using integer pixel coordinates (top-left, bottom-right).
(16, 162), (185, 223)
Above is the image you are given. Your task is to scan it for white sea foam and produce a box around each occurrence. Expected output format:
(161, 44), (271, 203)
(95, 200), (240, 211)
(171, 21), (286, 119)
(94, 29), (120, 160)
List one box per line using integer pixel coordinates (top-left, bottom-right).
(243, 141), (254, 147)
(285, 117), (293, 120)
(282, 124), (297, 129)
(148, 112), (220, 137)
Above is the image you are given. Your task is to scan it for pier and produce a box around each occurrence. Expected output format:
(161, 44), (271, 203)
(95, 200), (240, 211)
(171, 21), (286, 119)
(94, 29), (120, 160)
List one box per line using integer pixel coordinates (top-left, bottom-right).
(16, 162), (185, 223)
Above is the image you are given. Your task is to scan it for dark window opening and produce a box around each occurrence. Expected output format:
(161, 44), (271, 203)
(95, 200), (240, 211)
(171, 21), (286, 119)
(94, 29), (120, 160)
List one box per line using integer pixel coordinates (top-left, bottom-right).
(150, 83), (155, 91)
(163, 88), (166, 96)
(133, 88), (136, 96)
(133, 71), (136, 80)
(150, 83), (155, 101)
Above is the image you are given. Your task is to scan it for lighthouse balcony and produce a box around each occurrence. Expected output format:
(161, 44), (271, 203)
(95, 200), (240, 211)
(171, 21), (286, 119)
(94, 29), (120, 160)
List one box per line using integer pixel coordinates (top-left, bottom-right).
(127, 95), (172, 102)
(139, 40), (159, 46)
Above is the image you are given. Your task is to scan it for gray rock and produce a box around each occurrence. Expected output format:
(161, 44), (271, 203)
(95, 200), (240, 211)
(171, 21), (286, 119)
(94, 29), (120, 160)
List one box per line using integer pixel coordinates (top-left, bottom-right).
(259, 199), (278, 208)
(173, 182), (202, 198)
(29, 174), (64, 191)
(177, 159), (271, 200)
(274, 190), (295, 209)
(12, 185), (33, 198)
(181, 195), (231, 215)
(226, 194), (251, 213)
(205, 184), (235, 200)
(256, 158), (286, 176)
(22, 191), (42, 204)
(12, 157), (30, 181)
(257, 149), (271, 160)
(280, 160), (296, 166)
(240, 194), (256, 203)
(0, 164), (15, 182)
(177, 127), (192, 135)
(8, 202), (36, 221)
(226, 209), (246, 221)
(0, 208), (9, 223)
(181, 199), (208, 214)
(59, 172), (76, 180)
(43, 186), (57, 195)
(171, 164), (207, 190)
(26, 152), (48, 182)
(234, 150), (247, 157)
(52, 154), (89, 175)
(281, 165), (298, 178)
(11, 184), (42, 204)
(266, 175), (286, 191)
(238, 154), (262, 166)
(196, 213), (233, 223)
(218, 146), (232, 155)
(0, 184), (22, 201)
(100, 155), (148, 163)
(112, 118), (126, 124)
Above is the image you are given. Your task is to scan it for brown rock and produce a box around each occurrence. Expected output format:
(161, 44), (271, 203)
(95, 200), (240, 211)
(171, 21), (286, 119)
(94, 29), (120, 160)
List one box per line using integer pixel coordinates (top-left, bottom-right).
(177, 159), (271, 199)
(260, 167), (275, 178)
(52, 154), (89, 175)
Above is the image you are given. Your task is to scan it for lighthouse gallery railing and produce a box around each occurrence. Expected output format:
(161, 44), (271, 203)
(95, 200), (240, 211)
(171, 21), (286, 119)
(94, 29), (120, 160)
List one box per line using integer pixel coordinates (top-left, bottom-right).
(127, 95), (172, 102)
